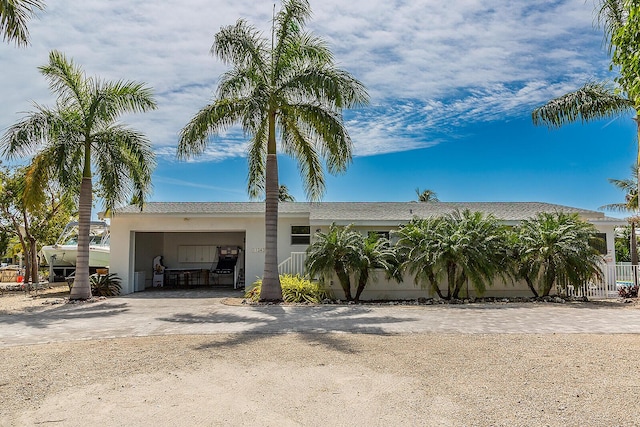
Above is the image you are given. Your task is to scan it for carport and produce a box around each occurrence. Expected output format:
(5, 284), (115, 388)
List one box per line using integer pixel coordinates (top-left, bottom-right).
(132, 231), (245, 291)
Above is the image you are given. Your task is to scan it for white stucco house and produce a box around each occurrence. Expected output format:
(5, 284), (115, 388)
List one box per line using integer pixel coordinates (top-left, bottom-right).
(109, 201), (625, 299)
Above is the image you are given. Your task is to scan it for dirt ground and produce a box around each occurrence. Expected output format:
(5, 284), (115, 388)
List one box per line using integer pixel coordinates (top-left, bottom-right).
(1, 285), (639, 426)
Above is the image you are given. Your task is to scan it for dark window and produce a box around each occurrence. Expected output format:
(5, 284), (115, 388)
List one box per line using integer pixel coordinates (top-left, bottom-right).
(291, 226), (311, 245)
(591, 233), (607, 255)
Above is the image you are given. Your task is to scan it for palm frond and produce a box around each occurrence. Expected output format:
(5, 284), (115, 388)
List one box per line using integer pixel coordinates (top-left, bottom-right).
(0, 0), (44, 46)
(247, 119), (268, 199)
(177, 98), (249, 159)
(92, 125), (155, 212)
(280, 112), (325, 200)
(597, 0), (627, 54)
(38, 50), (89, 111)
(212, 19), (268, 74)
(532, 81), (633, 128)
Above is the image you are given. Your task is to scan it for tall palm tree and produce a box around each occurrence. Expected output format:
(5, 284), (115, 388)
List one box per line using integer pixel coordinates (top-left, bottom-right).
(178, 0), (368, 301)
(517, 212), (603, 297)
(1, 50), (157, 299)
(305, 224), (362, 301)
(415, 188), (439, 202)
(0, 0), (45, 46)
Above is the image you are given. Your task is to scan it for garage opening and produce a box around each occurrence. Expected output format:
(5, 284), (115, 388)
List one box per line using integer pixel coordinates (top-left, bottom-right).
(133, 231), (245, 291)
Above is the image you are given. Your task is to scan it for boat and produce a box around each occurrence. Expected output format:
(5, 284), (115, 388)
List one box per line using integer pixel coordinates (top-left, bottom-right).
(41, 221), (110, 268)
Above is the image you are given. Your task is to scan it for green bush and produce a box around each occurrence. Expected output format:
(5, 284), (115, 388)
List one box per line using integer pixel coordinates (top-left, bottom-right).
(245, 274), (332, 303)
(90, 273), (122, 296)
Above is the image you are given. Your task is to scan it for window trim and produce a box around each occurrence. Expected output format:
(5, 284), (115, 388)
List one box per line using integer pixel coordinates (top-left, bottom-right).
(291, 225), (311, 245)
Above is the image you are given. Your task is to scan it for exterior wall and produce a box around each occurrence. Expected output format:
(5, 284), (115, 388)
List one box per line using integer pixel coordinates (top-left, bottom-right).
(111, 208), (621, 298)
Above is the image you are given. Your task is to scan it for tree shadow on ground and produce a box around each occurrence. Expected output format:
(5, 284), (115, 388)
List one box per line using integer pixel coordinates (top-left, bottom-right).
(159, 304), (415, 353)
(0, 301), (129, 329)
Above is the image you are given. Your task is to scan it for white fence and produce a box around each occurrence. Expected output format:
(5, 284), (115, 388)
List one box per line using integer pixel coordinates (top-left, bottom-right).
(278, 252), (307, 276)
(566, 264), (638, 299)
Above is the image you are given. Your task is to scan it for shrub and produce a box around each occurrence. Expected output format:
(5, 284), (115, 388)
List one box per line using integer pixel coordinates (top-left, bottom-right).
(90, 273), (122, 296)
(246, 274), (332, 303)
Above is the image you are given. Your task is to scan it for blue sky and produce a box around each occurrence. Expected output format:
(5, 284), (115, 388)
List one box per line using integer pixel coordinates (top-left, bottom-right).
(0, 0), (636, 216)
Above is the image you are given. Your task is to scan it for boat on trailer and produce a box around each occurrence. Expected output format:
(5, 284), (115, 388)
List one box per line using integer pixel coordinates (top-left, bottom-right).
(41, 221), (110, 268)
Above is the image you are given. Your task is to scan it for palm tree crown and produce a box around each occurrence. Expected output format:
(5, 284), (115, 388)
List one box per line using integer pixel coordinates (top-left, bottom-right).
(1, 50), (157, 299)
(178, 0), (368, 300)
(516, 212), (603, 297)
(415, 188), (439, 202)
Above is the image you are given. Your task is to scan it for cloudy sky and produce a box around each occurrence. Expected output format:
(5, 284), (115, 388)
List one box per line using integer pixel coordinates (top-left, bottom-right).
(0, 0), (635, 215)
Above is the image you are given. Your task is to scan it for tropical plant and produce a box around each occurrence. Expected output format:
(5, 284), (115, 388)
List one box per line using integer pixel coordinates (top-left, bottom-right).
(305, 224), (362, 301)
(246, 274), (332, 303)
(353, 234), (400, 302)
(0, 0), (44, 46)
(177, 0), (368, 301)
(436, 210), (508, 299)
(415, 188), (439, 202)
(1, 50), (157, 299)
(393, 217), (445, 299)
(516, 212), (603, 297)
(90, 273), (122, 297)
(278, 185), (295, 202)
(396, 210), (508, 300)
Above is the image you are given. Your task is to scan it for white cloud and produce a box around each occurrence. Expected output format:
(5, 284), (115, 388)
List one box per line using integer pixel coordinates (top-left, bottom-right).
(0, 0), (613, 161)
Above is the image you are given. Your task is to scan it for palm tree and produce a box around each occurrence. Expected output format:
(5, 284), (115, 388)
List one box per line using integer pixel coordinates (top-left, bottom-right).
(516, 212), (603, 297)
(600, 166), (639, 265)
(415, 188), (439, 202)
(305, 224), (362, 301)
(437, 210), (507, 299)
(178, 0), (368, 301)
(394, 217), (446, 299)
(278, 185), (295, 202)
(353, 234), (400, 302)
(1, 50), (157, 299)
(395, 210), (507, 300)
(0, 0), (45, 46)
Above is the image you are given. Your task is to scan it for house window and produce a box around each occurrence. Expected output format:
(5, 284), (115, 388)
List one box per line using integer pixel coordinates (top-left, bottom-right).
(591, 233), (607, 255)
(291, 226), (311, 245)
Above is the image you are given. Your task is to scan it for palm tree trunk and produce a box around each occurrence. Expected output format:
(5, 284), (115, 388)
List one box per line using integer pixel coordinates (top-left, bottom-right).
(336, 265), (352, 301)
(446, 262), (455, 300)
(259, 110), (282, 301)
(452, 270), (466, 299)
(70, 176), (92, 300)
(525, 276), (539, 298)
(354, 270), (369, 302)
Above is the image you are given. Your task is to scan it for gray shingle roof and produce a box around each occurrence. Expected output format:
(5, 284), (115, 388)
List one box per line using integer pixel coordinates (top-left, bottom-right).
(115, 201), (608, 222)
(308, 202), (604, 222)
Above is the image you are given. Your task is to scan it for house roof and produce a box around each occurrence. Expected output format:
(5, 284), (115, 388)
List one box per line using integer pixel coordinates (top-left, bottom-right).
(115, 201), (622, 224)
